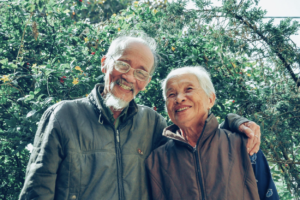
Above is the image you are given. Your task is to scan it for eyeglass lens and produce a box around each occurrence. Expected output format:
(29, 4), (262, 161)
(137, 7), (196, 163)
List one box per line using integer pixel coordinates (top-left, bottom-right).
(114, 61), (149, 81)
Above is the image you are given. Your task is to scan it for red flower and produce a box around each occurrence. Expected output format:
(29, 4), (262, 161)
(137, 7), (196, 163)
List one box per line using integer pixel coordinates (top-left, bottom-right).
(239, 72), (242, 75)
(62, 76), (67, 79)
(153, 106), (157, 111)
(27, 63), (30, 65)
(60, 78), (64, 83)
(232, 100), (235, 103)
(79, 0), (82, 2)
(91, 52), (95, 55)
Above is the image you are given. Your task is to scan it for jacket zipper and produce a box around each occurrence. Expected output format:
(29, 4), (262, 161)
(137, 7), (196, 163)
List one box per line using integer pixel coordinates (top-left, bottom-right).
(194, 122), (207, 200)
(115, 129), (124, 200)
(194, 147), (205, 200)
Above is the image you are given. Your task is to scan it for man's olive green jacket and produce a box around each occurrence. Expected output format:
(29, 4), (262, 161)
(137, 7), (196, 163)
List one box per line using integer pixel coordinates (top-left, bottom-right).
(19, 84), (248, 200)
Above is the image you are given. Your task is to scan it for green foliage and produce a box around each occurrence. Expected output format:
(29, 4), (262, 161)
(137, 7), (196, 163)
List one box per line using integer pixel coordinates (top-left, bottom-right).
(0, 0), (299, 199)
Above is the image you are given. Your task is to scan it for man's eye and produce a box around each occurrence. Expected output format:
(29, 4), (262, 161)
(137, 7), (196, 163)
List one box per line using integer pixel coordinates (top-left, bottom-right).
(168, 93), (175, 97)
(187, 87), (193, 91)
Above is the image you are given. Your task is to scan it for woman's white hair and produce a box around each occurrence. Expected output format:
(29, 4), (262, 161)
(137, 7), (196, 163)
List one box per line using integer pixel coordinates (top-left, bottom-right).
(161, 66), (216, 100)
(103, 32), (158, 75)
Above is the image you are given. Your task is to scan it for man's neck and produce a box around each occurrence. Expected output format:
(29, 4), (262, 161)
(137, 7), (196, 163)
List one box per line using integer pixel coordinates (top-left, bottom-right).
(110, 107), (123, 120)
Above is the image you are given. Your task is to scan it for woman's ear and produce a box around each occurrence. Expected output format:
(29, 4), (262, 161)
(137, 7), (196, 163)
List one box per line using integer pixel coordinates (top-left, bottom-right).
(208, 93), (216, 108)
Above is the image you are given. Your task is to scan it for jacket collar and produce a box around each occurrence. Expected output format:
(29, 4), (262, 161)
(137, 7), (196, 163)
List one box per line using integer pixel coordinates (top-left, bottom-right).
(163, 114), (219, 148)
(88, 82), (138, 125)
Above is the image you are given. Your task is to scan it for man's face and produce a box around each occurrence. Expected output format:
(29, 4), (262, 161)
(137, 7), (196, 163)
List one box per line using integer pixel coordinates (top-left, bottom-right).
(103, 42), (153, 104)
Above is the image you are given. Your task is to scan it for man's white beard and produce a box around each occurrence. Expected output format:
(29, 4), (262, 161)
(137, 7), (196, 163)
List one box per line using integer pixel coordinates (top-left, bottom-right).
(103, 81), (133, 111)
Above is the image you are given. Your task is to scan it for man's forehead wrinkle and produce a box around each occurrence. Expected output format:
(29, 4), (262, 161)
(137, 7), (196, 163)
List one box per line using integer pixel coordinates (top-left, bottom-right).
(120, 42), (153, 72)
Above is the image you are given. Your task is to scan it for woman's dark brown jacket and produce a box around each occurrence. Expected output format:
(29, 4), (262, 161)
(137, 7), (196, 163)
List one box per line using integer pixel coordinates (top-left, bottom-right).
(145, 114), (260, 200)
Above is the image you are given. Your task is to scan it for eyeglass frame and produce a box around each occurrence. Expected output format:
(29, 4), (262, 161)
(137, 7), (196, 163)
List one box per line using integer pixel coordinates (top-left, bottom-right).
(110, 56), (152, 82)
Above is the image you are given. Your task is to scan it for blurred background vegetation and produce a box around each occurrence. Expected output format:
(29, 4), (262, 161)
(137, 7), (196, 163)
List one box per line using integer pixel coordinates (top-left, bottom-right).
(0, 0), (299, 199)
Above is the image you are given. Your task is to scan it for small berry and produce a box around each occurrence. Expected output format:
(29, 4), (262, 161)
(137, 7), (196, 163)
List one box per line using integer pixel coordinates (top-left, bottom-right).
(62, 76), (67, 79)
(79, 0), (82, 2)
(153, 106), (157, 111)
(91, 52), (95, 55)
(232, 100), (235, 103)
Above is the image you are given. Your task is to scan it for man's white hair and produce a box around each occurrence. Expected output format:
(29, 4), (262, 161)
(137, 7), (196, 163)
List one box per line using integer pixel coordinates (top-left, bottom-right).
(161, 66), (216, 100)
(103, 33), (158, 75)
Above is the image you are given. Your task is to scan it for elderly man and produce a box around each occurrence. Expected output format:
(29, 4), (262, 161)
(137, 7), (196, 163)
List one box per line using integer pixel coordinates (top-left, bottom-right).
(19, 35), (260, 200)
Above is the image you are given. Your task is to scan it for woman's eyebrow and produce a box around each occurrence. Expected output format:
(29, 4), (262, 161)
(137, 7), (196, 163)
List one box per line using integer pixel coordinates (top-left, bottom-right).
(166, 88), (175, 93)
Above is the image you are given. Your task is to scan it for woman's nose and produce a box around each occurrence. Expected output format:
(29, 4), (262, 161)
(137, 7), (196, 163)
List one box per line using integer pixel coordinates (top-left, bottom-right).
(176, 93), (186, 103)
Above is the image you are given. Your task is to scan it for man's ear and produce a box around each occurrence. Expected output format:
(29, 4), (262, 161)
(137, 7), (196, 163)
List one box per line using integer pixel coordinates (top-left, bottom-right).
(101, 56), (107, 73)
(142, 77), (151, 91)
(101, 66), (107, 73)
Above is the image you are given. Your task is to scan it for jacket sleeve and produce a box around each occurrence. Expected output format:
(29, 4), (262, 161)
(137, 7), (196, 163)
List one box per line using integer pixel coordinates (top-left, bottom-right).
(250, 150), (279, 200)
(19, 107), (64, 200)
(151, 114), (168, 150)
(219, 113), (249, 133)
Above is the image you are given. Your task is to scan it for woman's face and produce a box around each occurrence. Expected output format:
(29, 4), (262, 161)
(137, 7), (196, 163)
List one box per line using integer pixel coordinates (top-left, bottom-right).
(166, 73), (215, 128)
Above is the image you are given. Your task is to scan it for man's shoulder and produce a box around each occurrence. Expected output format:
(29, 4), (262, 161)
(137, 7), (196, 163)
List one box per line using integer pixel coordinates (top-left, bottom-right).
(217, 128), (248, 149)
(136, 104), (164, 118)
(45, 97), (93, 118)
(149, 140), (174, 156)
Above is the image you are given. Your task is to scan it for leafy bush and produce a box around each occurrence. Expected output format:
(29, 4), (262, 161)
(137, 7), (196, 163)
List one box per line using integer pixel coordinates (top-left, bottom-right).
(1, 0), (299, 199)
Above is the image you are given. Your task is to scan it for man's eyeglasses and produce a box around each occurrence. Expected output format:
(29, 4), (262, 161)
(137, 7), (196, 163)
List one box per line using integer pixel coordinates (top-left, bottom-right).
(113, 60), (151, 82)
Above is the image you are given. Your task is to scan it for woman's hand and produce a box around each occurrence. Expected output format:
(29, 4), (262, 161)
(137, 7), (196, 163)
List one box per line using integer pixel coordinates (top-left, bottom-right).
(238, 121), (261, 155)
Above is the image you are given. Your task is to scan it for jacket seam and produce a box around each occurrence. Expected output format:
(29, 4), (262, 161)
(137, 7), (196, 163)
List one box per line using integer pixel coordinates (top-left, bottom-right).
(152, 115), (159, 150)
(52, 108), (71, 199)
(147, 170), (166, 200)
(158, 164), (183, 200)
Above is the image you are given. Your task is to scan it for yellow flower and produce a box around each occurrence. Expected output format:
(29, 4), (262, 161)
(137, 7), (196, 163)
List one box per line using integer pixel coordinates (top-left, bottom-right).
(85, 94), (88, 97)
(1, 75), (9, 82)
(153, 9), (158, 14)
(118, 27), (121, 31)
(32, 63), (37, 68)
(247, 74), (251, 76)
(134, 1), (139, 7)
(84, 37), (89, 43)
(75, 66), (82, 71)
(171, 46), (175, 51)
(113, 13), (116, 17)
(232, 63), (236, 68)
(72, 78), (79, 85)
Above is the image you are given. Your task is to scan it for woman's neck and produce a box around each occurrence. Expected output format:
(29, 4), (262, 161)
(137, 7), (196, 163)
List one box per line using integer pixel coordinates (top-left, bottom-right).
(180, 123), (205, 147)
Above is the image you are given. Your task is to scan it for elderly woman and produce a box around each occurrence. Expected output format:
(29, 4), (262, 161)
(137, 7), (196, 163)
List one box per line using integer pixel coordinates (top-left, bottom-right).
(146, 66), (278, 200)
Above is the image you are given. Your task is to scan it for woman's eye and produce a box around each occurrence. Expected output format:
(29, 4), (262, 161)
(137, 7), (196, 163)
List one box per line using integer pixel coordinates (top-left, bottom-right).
(187, 87), (193, 91)
(168, 93), (175, 97)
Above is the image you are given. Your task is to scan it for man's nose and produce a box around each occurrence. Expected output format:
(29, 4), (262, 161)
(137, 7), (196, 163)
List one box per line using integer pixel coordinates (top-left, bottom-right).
(121, 68), (136, 83)
(176, 93), (186, 103)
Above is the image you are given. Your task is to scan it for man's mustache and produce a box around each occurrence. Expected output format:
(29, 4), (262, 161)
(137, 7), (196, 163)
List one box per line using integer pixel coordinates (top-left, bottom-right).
(116, 79), (135, 92)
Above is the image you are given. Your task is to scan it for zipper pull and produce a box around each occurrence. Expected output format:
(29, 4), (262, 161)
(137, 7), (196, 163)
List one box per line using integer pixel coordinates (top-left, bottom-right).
(193, 145), (197, 152)
(116, 130), (120, 143)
